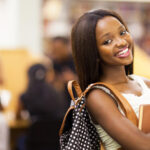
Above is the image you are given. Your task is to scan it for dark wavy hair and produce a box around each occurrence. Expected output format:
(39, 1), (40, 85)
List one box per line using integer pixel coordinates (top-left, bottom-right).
(71, 9), (133, 91)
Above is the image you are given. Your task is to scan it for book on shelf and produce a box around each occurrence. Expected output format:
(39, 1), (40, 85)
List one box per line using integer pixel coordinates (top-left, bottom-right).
(138, 104), (150, 133)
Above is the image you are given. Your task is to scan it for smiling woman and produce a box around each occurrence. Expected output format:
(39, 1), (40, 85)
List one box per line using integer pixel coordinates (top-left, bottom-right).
(71, 9), (150, 150)
(96, 16), (133, 68)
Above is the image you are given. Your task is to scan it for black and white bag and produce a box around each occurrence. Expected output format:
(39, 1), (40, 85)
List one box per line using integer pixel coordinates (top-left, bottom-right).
(59, 80), (100, 150)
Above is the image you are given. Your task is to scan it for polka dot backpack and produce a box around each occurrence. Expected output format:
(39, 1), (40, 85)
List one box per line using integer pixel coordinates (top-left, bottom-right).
(59, 80), (100, 150)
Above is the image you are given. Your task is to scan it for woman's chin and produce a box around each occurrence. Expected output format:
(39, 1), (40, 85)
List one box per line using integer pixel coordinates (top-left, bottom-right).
(124, 59), (133, 66)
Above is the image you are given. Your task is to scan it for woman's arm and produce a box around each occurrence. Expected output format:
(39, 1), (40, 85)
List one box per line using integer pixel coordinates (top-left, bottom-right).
(86, 89), (150, 150)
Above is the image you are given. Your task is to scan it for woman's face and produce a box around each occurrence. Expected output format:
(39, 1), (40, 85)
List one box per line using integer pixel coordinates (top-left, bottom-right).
(96, 16), (133, 66)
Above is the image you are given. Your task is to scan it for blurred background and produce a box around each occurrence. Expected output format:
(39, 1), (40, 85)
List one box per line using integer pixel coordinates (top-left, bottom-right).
(0, 0), (150, 150)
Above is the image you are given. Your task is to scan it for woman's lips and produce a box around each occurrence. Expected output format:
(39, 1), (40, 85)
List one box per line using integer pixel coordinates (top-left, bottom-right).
(116, 47), (130, 58)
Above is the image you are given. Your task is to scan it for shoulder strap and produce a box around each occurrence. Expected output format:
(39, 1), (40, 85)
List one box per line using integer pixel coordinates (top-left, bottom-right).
(67, 80), (82, 104)
(83, 82), (138, 126)
(59, 81), (82, 136)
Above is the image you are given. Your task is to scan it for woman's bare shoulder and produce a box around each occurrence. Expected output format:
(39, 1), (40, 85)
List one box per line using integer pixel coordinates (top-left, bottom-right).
(86, 88), (118, 116)
(86, 88), (117, 108)
(86, 88), (120, 125)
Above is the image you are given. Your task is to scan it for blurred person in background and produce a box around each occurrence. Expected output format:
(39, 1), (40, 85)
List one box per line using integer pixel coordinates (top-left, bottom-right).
(16, 63), (65, 150)
(44, 36), (77, 109)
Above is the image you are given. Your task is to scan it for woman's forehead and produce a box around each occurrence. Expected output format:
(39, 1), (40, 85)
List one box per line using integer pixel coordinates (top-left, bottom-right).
(96, 16), (125, 37)
(97, 16), (124, 30)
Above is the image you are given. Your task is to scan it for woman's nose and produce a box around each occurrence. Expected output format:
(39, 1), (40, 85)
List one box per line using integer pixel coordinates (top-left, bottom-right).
(115, 37), (127, 47)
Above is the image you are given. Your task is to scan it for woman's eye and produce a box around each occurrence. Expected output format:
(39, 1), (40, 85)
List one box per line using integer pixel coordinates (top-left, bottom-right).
(120, 30), (127, 36)
(103, 39), (112, 45)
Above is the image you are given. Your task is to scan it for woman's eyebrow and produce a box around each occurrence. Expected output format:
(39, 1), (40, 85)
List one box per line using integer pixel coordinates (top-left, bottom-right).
(118, 25), (125, 30)
(100, 33), (110, 39)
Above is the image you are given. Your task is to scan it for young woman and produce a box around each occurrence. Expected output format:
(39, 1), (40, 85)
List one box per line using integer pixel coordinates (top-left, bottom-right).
(71, 9), (150, 150)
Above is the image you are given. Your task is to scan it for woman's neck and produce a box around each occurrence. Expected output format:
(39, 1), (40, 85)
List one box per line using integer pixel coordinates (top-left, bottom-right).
(100, 65), (129, 85)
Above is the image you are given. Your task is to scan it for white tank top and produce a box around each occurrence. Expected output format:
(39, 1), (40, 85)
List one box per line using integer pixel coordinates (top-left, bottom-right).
(91, 74), (150, 150)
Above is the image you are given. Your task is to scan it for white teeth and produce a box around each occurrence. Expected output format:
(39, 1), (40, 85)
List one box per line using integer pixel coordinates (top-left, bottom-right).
(118, 48), (128, 55)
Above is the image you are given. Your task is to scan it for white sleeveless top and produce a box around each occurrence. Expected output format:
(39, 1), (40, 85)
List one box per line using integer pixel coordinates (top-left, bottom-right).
(91, 74), (150, 150)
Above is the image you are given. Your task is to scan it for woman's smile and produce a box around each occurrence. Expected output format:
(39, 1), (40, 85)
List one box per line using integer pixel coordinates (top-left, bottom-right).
(115, 46), (130, 58)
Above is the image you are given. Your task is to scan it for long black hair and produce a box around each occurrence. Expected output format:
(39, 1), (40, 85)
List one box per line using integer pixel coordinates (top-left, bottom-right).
(71, 9), (133, 91)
